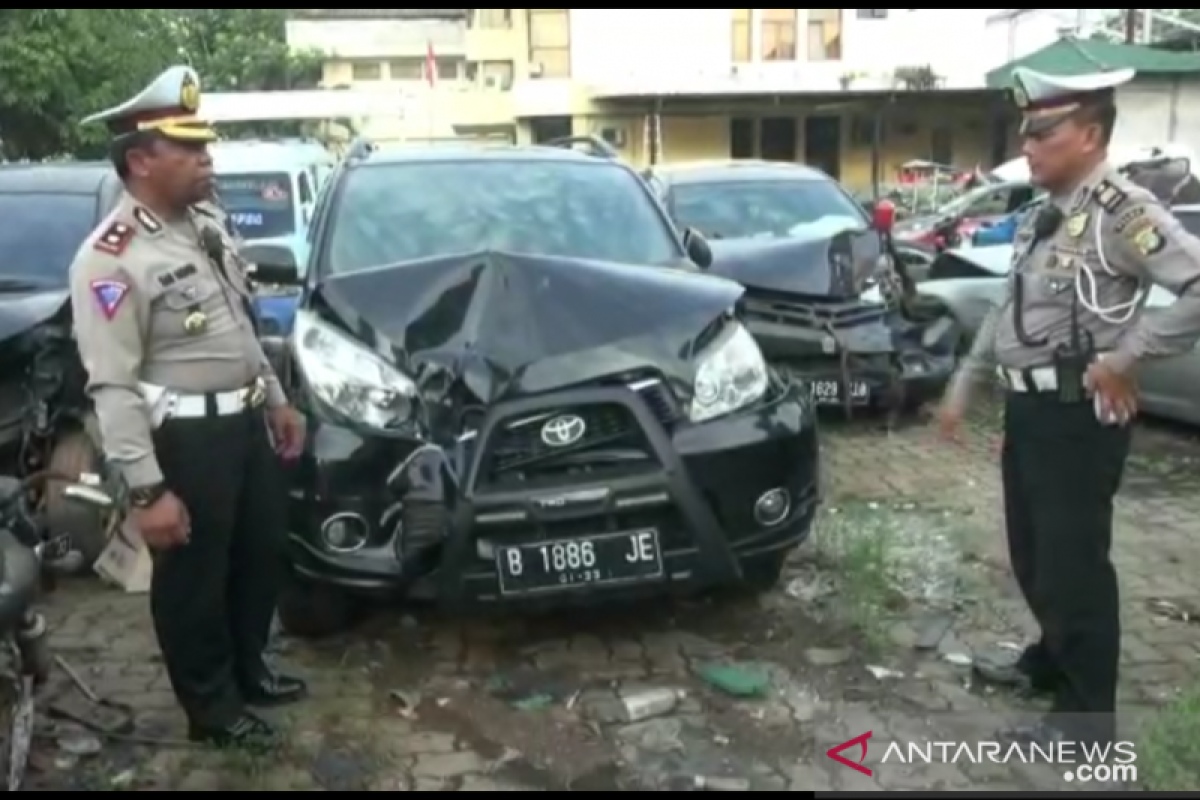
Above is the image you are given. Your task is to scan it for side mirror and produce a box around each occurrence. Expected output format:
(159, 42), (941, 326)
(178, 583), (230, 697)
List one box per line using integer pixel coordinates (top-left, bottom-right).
(241, 244), (301, 286)
(872, 200), (896, 234)
(682, 228), (713, 269)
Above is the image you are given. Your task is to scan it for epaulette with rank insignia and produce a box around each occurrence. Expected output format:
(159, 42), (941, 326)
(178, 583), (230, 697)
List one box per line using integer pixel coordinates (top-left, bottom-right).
(93, 221), (135, 256)
(1093, 180), (1128, 214)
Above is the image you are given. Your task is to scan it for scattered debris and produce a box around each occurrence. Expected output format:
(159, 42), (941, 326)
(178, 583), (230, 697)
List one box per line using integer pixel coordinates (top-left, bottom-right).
(56, 733), (102, 757)
(620, 687), (681, 722)
(1148, 599), (1200, 624)
(694, 774), (752, 791)
(617, 718), (684, 754)
(943, 653), (973, 667)
(485, 672), (566, 711)
(914, 614), (955, 651)
(486, 748), (523, 774)
(785, 573), (835, 603)
(109, 770), (136, 789)
(389, 688), (421, 717)
(866, 665), (905, 680)
(512, 694), (555, 712)
(694, 664), (771, 699)
(805, 647), (852, 667)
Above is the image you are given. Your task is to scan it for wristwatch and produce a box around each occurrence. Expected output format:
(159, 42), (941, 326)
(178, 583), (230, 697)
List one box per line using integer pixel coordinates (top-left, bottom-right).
(129, 482), (168, 509)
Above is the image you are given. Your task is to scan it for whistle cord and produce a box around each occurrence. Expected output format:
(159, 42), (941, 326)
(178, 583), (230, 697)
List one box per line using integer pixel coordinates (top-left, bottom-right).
(1075, 205), (1147, 325)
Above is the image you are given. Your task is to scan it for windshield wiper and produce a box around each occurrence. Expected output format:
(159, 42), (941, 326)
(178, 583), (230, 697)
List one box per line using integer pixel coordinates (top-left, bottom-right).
(0, 278), (52, 293)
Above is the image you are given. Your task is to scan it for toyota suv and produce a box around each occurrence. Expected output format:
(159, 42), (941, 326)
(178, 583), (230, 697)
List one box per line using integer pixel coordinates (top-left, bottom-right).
(241, 138), (821, 636)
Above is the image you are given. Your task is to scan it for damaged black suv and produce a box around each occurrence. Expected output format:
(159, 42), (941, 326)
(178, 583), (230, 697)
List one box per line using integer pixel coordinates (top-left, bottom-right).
(644, 161), (962, 414)
(244, 140), (820, 636)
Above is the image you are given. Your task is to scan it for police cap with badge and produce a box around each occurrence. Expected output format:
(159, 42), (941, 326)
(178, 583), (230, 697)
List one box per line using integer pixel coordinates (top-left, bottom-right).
(82, 65), (217, 143)
(1009, 65), (1135, 136)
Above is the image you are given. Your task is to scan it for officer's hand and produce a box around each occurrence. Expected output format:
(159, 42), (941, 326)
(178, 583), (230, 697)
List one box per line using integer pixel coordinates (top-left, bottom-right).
(268, 406), (306, 459)
(132, 492), (190, 550)
(1086, 362), (1138, 426)
(935, 395), (968, 443)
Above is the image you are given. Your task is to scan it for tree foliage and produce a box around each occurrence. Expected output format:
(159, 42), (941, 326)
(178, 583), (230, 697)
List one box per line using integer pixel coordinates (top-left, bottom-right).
(172, 9), (322, 92)
(0, 10), (178, 159)
(0, 9), (323, 160)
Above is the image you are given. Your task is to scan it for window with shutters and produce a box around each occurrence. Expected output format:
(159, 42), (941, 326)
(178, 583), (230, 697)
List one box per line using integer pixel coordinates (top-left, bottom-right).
(473, 9), (512, 28)
(807, 9), (843, 61)
(528, 9), (571, 78)
(731, 9), (752, 62)
(762, 9), (797, 61)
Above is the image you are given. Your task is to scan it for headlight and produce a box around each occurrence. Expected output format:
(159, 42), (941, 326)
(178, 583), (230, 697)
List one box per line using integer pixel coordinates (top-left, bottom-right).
(293, 309), (417, 429)
(689, 322), (769, 423)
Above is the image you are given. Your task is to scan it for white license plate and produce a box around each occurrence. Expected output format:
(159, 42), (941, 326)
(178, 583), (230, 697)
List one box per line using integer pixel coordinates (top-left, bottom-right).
(811, 379), (870, 405)
(496, 529), (663, 596)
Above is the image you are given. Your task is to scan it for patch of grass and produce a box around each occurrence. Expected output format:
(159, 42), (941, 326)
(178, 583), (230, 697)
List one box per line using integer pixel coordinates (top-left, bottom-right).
(1139, 683), (1200, 792)
(810, 500), (973, 648)
(811, 506), (903, 648)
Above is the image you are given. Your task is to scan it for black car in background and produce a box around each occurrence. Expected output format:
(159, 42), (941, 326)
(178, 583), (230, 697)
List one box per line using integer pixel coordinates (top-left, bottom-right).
(0, 163), (123, 568)
(642, 161), (962, 414)
(243, 140), (822, 636)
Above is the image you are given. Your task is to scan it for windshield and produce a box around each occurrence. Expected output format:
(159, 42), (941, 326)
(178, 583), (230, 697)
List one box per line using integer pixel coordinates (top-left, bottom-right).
(672, 179), (866, 240)
(0, 193), (96, 285)
(323, 160), (680, 274)
(214, 172), (296, 238)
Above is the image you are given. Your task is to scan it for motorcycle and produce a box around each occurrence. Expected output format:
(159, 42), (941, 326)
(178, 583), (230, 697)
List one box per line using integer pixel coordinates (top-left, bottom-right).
(0, 470), (113, 791)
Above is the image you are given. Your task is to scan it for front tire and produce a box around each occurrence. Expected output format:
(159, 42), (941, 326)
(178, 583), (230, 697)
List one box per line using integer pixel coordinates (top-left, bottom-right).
(740, 552), (788, 592)
(276, 569), (360, 640)
(43, 429), (112, 574)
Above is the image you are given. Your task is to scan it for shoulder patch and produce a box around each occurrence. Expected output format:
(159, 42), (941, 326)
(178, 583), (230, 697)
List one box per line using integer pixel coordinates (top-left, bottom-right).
(1124, 216), (1166, 257)
(1094, 180), (1128, 214)
(90, 278), (130, 320)
(133, 206), (162, 234)
(93, 221), (135, 256)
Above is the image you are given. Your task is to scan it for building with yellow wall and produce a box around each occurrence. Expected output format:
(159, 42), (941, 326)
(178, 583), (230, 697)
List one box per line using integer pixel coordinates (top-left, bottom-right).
(287, 9), (1014, 193)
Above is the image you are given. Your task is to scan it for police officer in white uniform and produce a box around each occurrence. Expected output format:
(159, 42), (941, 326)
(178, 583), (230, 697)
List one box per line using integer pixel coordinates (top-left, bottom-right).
(939, 66), (1200, 748)
(69, 66), (307, 749)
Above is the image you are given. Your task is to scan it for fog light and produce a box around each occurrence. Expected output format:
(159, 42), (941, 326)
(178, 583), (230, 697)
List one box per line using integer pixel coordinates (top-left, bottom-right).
(321, 513), (369, 553)
(753, 488), (791, 527)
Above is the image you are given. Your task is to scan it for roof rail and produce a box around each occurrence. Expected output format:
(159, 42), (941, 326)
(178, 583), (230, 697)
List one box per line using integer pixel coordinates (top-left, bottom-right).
(346, 136), (376, 162)
(543, 135), (620, 160)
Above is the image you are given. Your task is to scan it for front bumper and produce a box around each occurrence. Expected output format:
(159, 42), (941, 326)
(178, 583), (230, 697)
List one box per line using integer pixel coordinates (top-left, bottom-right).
(287, 378), (820, 607)
(742, 305), (959, 410)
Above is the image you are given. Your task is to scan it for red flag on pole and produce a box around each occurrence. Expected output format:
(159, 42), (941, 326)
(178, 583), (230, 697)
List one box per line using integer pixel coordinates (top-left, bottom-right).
(424, 41), (438, 88)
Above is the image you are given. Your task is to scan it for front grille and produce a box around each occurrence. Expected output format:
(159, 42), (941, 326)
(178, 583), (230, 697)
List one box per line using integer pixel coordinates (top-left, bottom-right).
(492, 403), (639, 473)
(741, 289), (887, 333)
(473, 379), (678, 487)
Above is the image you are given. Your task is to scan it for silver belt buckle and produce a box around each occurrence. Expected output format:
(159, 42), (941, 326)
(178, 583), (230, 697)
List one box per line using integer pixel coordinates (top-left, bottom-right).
(245, 378), (266, 409)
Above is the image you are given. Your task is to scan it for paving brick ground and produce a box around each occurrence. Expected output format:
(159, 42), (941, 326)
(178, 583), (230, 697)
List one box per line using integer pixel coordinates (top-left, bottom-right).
(24, 405), (1200, 791)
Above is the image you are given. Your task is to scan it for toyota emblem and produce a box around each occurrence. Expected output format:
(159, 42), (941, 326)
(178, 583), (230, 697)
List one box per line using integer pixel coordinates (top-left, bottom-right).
(540, 414), (586, 447)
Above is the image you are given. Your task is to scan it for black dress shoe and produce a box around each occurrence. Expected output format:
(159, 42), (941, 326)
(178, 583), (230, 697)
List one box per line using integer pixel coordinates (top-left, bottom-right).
(972, 657), (1060, 698)
(189, 711), (282, 751)
(241, 673), (308, 707)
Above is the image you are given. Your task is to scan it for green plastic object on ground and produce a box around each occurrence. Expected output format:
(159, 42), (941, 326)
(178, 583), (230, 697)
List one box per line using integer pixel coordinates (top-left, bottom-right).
(695, 663), (771, 698)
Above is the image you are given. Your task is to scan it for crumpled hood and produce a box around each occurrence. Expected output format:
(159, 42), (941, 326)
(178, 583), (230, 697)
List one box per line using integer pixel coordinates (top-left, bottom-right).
(315, 250), (743, 403)
(707, 228), (882, 298)
(0, 288), (69, 342)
